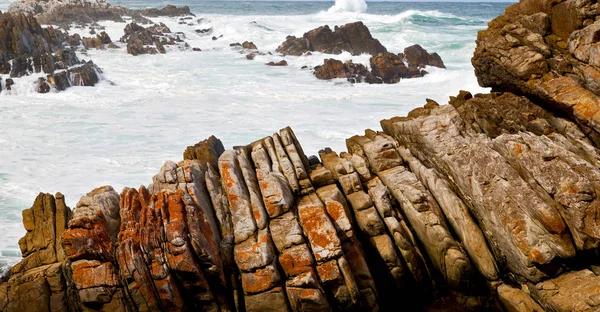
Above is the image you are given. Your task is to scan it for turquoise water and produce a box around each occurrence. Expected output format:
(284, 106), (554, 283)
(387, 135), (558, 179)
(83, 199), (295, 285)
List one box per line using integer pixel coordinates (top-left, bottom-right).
(111, 1), (508, 20)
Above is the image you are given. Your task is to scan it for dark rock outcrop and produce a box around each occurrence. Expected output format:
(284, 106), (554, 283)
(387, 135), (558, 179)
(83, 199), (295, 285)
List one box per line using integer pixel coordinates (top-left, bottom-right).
(120, 22), (186, 56)
(81, 31), (113, 50)
(138, 4), (193, 17)
(313, 50), (437, 84)
(402, 44), (446, 69)
(0, 12), (102, 93)
(314, 58), (378, 83)
(277, 21), (387, 56)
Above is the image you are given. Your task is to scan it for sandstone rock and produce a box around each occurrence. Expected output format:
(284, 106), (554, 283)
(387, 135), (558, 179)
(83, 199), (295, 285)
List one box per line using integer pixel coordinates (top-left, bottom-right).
(531, 269), (600, 311)
(472, 0), (600, 146)
(5, 3), (600, 310)
(497, 284), (544, 312)
(276, 21), (387, 56)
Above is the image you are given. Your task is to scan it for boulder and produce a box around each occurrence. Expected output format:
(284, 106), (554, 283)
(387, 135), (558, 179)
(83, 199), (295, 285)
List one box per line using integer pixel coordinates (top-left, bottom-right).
(402, 44), (446, 68)
(313, 58), (378, 83)
(277, 21), (387, 56)
(266, 60), (288, 66)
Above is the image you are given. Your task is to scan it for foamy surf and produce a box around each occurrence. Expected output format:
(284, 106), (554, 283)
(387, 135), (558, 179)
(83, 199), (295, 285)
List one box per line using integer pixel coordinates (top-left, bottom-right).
(0, 1), (508, 265)
(327, 0), (367, 13)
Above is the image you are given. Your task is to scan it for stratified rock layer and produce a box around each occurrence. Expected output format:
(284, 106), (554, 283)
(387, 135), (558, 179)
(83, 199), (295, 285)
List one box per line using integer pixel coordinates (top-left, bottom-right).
(472, 0), (600, 146)
(3, 0), (600, 311)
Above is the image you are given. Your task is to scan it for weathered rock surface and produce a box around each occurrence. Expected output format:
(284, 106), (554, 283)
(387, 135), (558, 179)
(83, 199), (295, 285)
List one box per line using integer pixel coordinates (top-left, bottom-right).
(120, 22), (187, 56)
(3, 0), (600, 311)
(472, 0), (600, 146)
(276, 21), (387, 56)
(0, 12), (102, 93)
(402, 44), (446, 69)
(313, 49), (441, 84)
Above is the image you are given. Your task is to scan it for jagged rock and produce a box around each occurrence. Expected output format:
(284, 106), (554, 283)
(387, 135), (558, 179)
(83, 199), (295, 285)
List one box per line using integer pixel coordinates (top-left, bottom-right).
(472, 0), (600, 145)
(5, 78), (14, 90)
(36, 78), (50, 93)
(242, 41), (257, 50)
(138, 4), (193, 17)
(4, 1), (600, 311)
(402, 44), (446, 69)
(314, 47), (443, 84)
(2, 193), (74, 312)
(0, 12), (103, 92)
(276, 21), (387, 56)
(313, 58), (378, 83)
(266, 60), (288, 66)
(196, 27), (213, 35)
(120, 22), (185, 55)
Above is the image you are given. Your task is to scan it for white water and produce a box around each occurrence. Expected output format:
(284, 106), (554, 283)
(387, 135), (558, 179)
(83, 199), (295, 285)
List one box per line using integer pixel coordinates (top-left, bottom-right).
(0, 1), (491, 268)
(328, 0), (367, 13)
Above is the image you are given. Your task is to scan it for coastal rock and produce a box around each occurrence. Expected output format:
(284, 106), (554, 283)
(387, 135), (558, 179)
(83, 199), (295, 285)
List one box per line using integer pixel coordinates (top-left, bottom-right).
(138, 4), (193, 17)
(313, 58), (378, 83)
(266, 60), (288, 66)
(314, 48), (441, 84)
(0, 12), (103, 93)
(276, 21), (387, 56)
(81, 31), (113, 50)
(242, 41), (258, 50)
(402, 44), (446, 69)
(472, 0), (600, 145)
(8, 0), (192, 25)
(120, 22), (185, 55)
(4, 0), (600, 311)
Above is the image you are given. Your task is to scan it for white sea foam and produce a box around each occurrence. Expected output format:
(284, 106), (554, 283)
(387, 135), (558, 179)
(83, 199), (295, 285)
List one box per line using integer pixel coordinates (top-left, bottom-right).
(0, 4), (492, 266)
(327, 0), (367, 13)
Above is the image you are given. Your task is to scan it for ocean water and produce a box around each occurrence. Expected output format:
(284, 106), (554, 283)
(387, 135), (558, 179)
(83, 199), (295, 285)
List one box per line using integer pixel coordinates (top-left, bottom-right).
(0, 0), (510, 272)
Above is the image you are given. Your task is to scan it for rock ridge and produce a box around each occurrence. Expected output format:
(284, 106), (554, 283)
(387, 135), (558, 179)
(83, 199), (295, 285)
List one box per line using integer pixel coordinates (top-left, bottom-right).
(3, 0), (600, 311)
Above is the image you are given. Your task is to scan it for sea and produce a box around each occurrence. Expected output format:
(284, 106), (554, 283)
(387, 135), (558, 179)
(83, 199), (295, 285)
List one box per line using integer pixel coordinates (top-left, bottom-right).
(0, 0), (511, 274)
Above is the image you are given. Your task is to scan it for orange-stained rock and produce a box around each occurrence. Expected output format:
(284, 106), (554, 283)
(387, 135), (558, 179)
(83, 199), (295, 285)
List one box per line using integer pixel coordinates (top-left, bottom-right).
(234, 229), (275, 272)
(241, 264), (281, 294)
(297, 194), (343, 263)
(278, 244), (315, 277)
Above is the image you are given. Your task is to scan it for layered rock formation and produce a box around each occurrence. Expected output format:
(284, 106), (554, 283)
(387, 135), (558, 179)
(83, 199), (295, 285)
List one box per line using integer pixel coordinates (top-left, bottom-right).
(0, 12), (101, 93)
(472, 0), (600, 146)
(3, 0), (600, 311)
